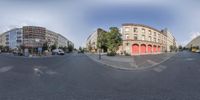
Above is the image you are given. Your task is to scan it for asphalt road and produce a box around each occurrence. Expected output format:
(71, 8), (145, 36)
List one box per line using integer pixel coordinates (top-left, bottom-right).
(0, 51), (200, 100)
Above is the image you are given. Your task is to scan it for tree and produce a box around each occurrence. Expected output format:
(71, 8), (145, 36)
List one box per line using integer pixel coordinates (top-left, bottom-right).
(63, 46), (68, 52)
(19, 45), (25, 53)
(178, 45), (183, 51)
(0, 45), (3, 50)
(106, 27), (122, 55)
(79, 47), (82, 51)
(42, 42), (48, 51)
(51, 43), (57, 51)
(97, 29), (108, 52)
(68, 44), (74, 52)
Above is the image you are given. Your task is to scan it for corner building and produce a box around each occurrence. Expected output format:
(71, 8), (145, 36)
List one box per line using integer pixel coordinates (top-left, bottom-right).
(23, 26), (46, 48)
(121, 24), (167, 55)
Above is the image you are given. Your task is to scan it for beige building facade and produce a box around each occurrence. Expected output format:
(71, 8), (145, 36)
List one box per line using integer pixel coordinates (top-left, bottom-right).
(161, 28), (176, 52)
(0, 33), (7, 47)
(120, 23), (167, 55)
(86, 28), (106, 53)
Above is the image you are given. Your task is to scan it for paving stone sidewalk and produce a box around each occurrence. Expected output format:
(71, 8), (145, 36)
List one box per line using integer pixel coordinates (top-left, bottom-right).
(86, 52), (177, 70)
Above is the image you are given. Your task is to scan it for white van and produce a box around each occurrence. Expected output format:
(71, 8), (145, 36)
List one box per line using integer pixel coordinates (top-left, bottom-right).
(52, 49), (65, 55)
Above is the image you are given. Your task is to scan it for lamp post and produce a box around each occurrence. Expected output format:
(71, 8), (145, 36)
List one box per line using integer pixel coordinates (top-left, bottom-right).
(99, 42), (101, 60)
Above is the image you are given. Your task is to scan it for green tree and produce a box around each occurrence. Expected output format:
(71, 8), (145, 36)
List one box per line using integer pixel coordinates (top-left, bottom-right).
(51, 43), (57, 51)
(42, 42), (48, 51)
(0, 45), (3, 50)
(97, 29), (108, 52)
(68, 44), (74, 52)
(79, 47), (82, 51)
(106, 27), (122, 55)
(178, 45), (183, 51)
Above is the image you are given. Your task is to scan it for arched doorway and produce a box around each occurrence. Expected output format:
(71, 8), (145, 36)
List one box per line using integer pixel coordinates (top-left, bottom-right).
(140, 44), (146, 54)
(153, 45), (157, 53)
(158, 46), (161, 52)
(132, 44), (139, 54)
(148, 44), (152, 53)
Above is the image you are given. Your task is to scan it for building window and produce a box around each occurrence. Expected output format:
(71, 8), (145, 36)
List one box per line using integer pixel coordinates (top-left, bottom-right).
(133, 28), (138, 33)
(154, 32), (156, 36)
(149, 30), (151, 35)
(134, 34), (138, 40)
(154, 38), (156, 42)
(149, 36), (152, 41)
(125, 28), (130, 32)
(142, 29), (145, 33)
(125, 34), (129, 39)
(142, 35), (145, 40)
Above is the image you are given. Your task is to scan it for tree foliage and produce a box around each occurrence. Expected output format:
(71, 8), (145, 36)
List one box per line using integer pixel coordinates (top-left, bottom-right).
(42, 42), (48, 51)
(68, 44), (74, 52)
(106, 27), (122, 54)
(51, 43), (57, 51)
(97, 29), (108, 52)
(96, 27), (122, 56)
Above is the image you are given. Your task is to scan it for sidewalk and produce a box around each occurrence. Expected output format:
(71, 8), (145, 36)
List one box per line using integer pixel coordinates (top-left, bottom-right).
(86, 52), (177, 70)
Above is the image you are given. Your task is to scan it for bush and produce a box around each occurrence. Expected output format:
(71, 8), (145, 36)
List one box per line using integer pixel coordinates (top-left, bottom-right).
(107, 52), (116, 56)
(125, 53), (131, 56)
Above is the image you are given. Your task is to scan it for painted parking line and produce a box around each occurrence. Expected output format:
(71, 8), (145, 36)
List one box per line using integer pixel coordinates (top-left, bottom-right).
(0, 66), (14, 73)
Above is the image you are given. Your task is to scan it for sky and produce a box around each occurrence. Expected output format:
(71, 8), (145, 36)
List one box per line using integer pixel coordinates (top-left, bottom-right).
(0, 0), (200, 48)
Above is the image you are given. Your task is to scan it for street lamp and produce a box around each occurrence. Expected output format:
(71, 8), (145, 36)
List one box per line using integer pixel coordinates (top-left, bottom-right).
(99, 42), (101, 60)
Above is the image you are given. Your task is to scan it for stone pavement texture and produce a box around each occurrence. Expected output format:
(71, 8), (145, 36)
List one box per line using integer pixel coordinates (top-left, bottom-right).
(86, 52), (177, 70)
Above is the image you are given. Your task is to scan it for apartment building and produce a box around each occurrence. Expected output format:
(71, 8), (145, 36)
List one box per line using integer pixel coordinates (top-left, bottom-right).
(4, 28), (23, 49)
(120, 23), (168, 55)
(0, 33), (7, 47)
(46, 30), (58, 46)
(0, 26), (73, 51)
(86, 28), (106, 53)
(161, 28), (176, 52)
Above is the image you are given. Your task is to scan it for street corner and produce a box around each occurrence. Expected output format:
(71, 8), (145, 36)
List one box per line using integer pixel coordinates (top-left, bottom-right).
(86, 52), (177, 71)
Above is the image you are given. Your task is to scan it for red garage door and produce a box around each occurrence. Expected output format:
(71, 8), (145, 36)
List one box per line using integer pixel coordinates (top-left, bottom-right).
(132, 44), (139, 54)
(153, 45), (157, 53)
(140, 44), (146, 54)
(148, 45), (152, 53)
(158, 46), (161, 52)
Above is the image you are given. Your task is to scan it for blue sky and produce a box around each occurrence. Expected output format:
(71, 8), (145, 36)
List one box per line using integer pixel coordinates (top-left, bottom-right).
(0, 0), (200, 48)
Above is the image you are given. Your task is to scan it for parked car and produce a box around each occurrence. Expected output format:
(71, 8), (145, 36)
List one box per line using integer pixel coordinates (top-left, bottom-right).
(13, 50), (19, 55)
(195, 50), (200, 53)
(78, 50), (84, 53)
(52, 49), (65, 55)
(13, 50), (24, 56)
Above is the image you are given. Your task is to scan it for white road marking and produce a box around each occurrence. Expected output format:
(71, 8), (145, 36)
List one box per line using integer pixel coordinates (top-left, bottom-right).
(45, 70), (57, 75)
(153, 67), (163, 72)
(153, 65), (167, 72)
(0, 66), (13, 73)
(147, 60), (158, 65)
(34, 68), (44, 76)
(33, 66), (57, 76)
(185, 58), (194, 61)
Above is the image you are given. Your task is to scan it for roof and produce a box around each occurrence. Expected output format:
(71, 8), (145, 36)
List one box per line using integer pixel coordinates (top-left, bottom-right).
(122, 23), (167, 36)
